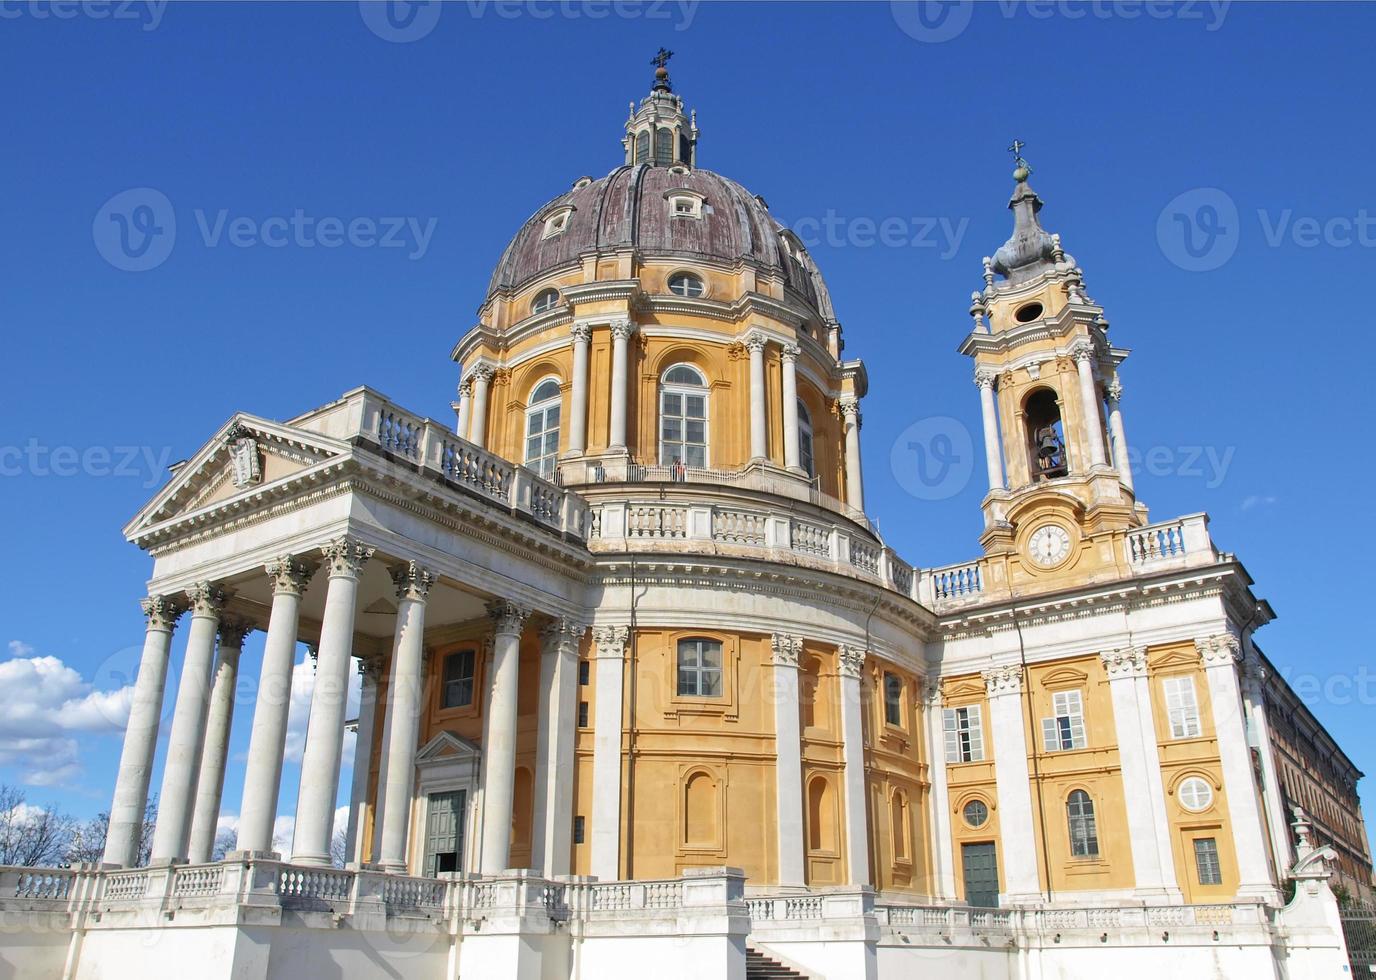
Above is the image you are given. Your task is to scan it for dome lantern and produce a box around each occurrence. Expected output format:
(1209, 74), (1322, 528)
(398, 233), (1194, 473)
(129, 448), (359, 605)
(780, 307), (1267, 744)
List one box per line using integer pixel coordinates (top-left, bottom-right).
(623, 48), (698, 169)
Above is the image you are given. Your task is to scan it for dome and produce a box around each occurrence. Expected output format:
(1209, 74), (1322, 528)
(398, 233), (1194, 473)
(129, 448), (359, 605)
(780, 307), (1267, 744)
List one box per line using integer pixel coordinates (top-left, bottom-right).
(484, 164), (836, 318)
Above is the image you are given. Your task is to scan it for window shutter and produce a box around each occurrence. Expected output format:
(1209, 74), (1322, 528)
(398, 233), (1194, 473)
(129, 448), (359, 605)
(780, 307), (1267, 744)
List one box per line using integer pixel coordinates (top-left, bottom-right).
(1041, 717), (1059, 752)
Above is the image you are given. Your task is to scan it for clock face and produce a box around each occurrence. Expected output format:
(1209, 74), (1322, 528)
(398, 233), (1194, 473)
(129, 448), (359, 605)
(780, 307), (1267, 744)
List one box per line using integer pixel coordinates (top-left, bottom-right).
(1028, 524), (1072, 567)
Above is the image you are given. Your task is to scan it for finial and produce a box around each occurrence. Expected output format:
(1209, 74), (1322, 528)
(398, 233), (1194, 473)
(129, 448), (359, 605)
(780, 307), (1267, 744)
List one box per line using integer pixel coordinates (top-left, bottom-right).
(1008, 138), (1031, 182)
(651, 47), (674, 92)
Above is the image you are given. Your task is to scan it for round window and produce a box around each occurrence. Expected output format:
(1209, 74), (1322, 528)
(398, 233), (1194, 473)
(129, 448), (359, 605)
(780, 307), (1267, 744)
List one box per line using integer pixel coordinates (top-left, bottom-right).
(962, 799), (989, 828)
(1178, 777), (1214, 812)
(1014, 301), (1044, 323)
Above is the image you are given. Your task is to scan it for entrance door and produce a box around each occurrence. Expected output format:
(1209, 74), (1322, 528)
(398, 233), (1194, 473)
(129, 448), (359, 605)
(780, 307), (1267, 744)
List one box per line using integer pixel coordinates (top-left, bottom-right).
(424, 790), (466, 876)
(961, 842), (1000, 907)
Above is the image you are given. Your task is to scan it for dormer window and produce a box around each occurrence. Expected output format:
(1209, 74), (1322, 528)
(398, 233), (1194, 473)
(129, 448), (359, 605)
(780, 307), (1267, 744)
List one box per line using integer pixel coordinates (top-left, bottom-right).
(666, 190), (705, 219)
(541, 206), (574, 239)
(532, 288), (560, 315)
(667, 272), (705, 298)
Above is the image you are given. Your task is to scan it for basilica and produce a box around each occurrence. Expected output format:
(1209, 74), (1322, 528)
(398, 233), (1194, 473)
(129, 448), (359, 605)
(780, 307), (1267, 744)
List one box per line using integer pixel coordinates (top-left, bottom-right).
(0, 62), (1368, 979)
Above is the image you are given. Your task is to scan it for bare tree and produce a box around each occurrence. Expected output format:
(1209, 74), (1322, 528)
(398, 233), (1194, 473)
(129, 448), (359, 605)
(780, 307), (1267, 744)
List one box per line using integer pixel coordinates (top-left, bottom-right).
(330, 826), (349, 869)
(0, 784), (75, 867)
(64, 796), (158, 867)
(211, 829), (237, 862)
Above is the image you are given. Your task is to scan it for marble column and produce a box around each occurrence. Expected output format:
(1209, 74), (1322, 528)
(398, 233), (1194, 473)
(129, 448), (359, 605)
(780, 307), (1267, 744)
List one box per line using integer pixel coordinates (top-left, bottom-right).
(150, 582), (226, 863)
(841, 400), (865, 513)
(590, 625), (629, 881)
(1198, 634), (1279, 901)
(1070, 341), (1107, 469)
(236, 555), (314, 855)
(983, 665), (1041, 902)
(1105, 379), (1135, 492)
(568, 323), (591, 456)
(745, 330), (768, 461)
(292, 537), (373, 867)
(1240, 656), (1295, 878)
(771, 634), (806, 887)
(345, 657), (381, 866)
(455, 378), (473, 440)
(480, 600), (531, 873)
(469, 366), (494, 450)
(780, 344), (802, 472)
(1100, 649), (1180, 899)
(837, 646), (870, 886)
(975, 369), (1005, 492)
(532, 618), (586, 877)
(104, 595), (184, 867)
(377, 561), (434, 873)
(187, 617), (252, 864)
(608, 319), (635, 452)
(921, 684), (957, 899)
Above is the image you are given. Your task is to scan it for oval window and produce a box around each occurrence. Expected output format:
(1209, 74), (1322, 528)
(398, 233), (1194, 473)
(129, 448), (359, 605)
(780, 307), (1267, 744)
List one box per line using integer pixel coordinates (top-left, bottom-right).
(1015, 301), (1044, 323)
(962, 799), (989, 828)
(668, 272), (705, 298)
(1178, 777), (1214, 812)
(531, 288), (559, 314)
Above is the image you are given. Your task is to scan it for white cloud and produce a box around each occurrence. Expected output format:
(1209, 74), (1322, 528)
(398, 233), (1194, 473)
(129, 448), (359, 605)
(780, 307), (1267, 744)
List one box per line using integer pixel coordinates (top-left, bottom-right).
(1242, 494), (1278, 511)
(281, 657), (361, 766)
(0, 647), (134, 786)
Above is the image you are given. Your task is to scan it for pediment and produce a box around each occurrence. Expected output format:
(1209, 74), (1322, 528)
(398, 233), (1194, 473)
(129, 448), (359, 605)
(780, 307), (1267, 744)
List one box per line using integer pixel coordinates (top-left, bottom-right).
(944, 678), (986, 701)
(1150, 647), (1203, 671)
(416, 730), (482, 765)
(124, 413), (351, 540)
(1041, 666), (1090, 689)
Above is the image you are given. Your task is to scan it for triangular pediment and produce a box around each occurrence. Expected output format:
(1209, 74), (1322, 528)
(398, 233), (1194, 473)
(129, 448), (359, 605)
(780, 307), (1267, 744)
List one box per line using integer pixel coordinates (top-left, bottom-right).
(1150, 646), (1203, 671)
(124, 413), (351, 540)
(416, 730), (481, 764)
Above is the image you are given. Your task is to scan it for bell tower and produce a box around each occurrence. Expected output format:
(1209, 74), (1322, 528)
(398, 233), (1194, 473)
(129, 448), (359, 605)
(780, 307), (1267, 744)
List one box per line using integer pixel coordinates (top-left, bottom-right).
(961, 145), (1145, 577)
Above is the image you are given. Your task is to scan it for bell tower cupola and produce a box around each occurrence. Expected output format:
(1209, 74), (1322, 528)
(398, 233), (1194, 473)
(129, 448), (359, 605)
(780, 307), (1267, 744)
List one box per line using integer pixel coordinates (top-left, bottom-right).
(623, 48), (698, 169)
(960, 144), (1147, 569)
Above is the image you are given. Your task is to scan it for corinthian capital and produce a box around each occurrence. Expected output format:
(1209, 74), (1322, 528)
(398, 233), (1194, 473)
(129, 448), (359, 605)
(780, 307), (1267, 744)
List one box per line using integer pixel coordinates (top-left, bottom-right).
(838, 645), (866, 678)
(1105, 378), (1124, 403)
(321, 537), (374, 580)
(185, 582), (227, 619)
(571, 322), (593, 344)
(592, 625), (630, 659)
(487, 599), (531, 638)
(609, 318), (636, 341)
(1196, 632), (1242, 668)
(265, 555), (316, 596)
(391, 560), (435, 603)
(540, 618), (588, 657)
(469, 364), (496, 386)
(1100, 647), (1147, 679)
(974, 368), (998, 391)
(140, 594), (185, 633)
(742, 329), (768, 354)
(771, 633), (803, 668)
(780, 343), (800, 363)
(982, 664), (1023, 697)
(839, 399), (862, 428)
(218, 616), (254, 649)
(1068, 340), (1096, 364)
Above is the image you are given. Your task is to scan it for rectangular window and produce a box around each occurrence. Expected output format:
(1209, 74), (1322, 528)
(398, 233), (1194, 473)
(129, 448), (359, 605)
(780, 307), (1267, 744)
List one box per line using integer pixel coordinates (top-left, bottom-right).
(573, 815), (585, 845)
(1041, 690), (1087, 752)
(578, 660), (590, 686)
(943, 705), (985, 763)
(441, 650), (475, 709)
(1163, 676), (1202, 739)
(1194, 837), (1222, 885)
(883, 672), (903, 727)
(577, 701), (589, 728)
(676, 638), (723, 698)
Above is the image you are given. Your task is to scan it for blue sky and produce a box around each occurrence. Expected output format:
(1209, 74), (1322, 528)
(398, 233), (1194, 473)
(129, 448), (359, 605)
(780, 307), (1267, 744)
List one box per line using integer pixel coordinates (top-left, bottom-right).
(1, 2), (1373, 852)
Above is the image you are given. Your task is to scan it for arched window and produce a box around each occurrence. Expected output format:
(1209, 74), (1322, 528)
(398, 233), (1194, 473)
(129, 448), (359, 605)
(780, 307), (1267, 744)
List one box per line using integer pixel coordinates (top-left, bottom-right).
(635, 130), (650, 164)
(667, 272), (705, 298)
(798, 399), (815, 478)
(1025, 388), (1067, 480)
(659, 363), (708, 467)
(1066, 789), (1100, 858)
(524, 377), (561, 479)
(654, 127), (673, 166)
(531, 288), (559, 315)
(676, 637), (722, 697)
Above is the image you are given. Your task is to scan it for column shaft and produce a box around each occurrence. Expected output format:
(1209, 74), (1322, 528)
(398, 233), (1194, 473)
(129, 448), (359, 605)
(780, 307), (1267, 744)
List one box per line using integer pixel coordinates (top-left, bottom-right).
(378, 563), (433, 873)
(345, 660), (380, 865)
(292, 538), (372, 866)
(236, 557), (311, 854)
(533, 620), (584, 877)
(103, 597), (182, 867)
(1073, 347), (1107, 468)
(1242, 661), (1294, 877)
(568, 325), (591, 455)
(842, 403), (865, 513)
(976, 372), (1005, 491)
(150, 583), (225, 863)
(480, 601), (529, 873)
(781, 347), (801, 472)
(455, 381), (472, 440)
(772, 635), (806, 886)
(747, 334), (767, 460)
(590, 626), (628, 880)
(922, 689), (957, 898)
(837, 647), (870, 886)
(469, 368), (493, 449)
(984, 666), (1041, 901)
(608, 320), (632, 451)
(1106, 382), (1135, 491)
(187, 622), (249, 863)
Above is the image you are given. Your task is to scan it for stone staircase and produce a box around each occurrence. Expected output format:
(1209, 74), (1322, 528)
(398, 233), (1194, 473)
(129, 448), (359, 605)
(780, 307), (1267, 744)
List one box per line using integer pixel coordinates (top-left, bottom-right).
(746, 945), (809, 979)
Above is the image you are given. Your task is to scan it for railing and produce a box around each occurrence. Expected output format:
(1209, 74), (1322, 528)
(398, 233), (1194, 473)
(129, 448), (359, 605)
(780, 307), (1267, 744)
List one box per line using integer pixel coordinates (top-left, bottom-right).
(279, 867), (352, 906)
(5, 867), (76, 902)
(920, 559), (985, 610)
(1125, 513), (1215, 572)
(871, 900), (1266, 935)
(171, 864), (224, 898)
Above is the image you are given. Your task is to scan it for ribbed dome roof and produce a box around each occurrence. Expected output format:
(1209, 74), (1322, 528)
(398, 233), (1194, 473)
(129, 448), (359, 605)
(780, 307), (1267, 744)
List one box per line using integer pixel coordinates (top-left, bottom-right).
(485, 164), (834, 317)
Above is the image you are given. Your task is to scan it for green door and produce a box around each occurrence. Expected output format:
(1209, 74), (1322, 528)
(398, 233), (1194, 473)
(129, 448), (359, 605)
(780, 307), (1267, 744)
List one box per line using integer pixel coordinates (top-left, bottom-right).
(961, 842), (1000, 908)
(424, 790), (466, 876)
